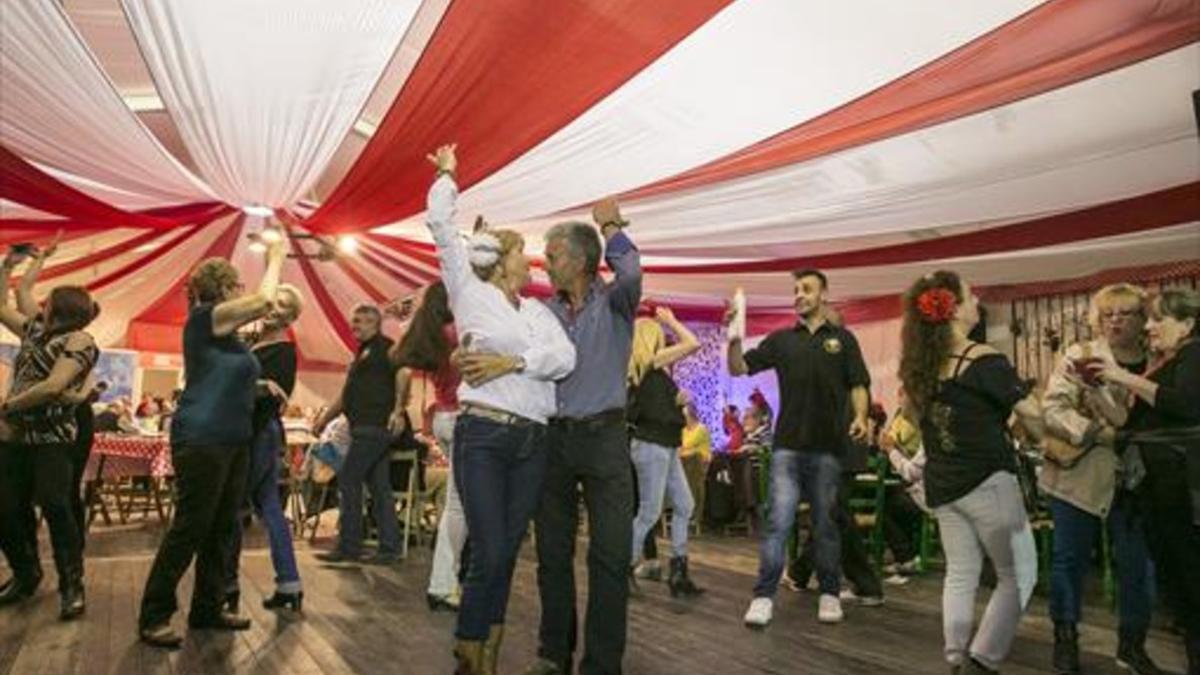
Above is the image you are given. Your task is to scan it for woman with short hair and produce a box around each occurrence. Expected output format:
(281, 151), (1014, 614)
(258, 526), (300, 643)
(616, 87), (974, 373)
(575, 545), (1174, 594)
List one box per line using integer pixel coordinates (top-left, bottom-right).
(223, 283), (306, 614)
(138, 236), (286, 649)
(1098, 288), (1200, 672)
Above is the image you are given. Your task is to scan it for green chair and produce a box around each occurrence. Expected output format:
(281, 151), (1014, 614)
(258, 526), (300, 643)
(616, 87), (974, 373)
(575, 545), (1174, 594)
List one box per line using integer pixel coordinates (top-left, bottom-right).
(847, 455), (890, 571)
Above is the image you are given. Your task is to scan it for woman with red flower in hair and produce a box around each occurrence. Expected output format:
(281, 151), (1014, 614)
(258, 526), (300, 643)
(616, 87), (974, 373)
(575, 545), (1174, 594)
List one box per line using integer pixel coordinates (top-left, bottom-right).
(899, 271), (1044, 674)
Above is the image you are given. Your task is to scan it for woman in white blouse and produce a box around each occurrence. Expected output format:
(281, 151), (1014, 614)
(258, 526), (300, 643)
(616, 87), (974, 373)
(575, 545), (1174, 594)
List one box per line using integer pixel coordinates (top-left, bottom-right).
(425, 144), (576, 675)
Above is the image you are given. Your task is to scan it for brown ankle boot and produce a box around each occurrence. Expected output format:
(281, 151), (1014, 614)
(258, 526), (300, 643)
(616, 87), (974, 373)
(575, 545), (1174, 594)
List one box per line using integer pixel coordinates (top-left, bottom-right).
(481, 625), (504, 675)
(454, 639), (485, 675)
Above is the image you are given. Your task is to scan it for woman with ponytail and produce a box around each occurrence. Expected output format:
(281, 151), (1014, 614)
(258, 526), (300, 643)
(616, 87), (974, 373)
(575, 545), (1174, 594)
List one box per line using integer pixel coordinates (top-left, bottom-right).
(898, 271), (1041, 674)
(0, 239), (100, 621)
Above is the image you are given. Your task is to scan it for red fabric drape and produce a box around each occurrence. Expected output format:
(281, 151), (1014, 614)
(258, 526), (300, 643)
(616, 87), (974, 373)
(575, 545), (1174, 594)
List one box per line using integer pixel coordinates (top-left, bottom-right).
(623, 0), (1200, 201)
(24, 230), (173, 283)
(86, 225), (209, 292)
(286, 227), (358, 351)
(0, 145), (230, 229)
(304, 0), (733, 233)
(124, 217), (246, 352)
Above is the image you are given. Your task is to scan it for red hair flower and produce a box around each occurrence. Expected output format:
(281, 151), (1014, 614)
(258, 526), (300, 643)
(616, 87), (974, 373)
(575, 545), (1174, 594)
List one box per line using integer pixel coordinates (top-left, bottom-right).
(916, 287), (958, 323)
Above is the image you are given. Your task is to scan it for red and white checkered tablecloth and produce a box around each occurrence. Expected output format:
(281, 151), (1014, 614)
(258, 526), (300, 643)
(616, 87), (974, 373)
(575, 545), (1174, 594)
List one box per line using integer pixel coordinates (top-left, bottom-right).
(93, 433), (173, 478)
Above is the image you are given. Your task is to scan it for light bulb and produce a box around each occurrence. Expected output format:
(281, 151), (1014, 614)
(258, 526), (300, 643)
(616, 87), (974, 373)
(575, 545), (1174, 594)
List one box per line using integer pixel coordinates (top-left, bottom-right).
(242, 204), (273, 217)
(337, 235), (358, 254)
(260, 227), (283, 244)
(248, 240), (267, 254)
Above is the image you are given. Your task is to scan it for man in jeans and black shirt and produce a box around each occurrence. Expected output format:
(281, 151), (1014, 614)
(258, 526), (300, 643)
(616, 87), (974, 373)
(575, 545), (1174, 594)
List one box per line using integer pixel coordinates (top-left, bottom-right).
(728, 269), (870, 628)
(314, 305), (409, 565)
(522, 198), (640, 675)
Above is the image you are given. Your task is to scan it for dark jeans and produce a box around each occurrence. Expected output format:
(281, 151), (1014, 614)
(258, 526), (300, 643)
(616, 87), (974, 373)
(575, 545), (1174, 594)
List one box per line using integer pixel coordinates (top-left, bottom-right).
(882, 485), (922, 565)
(1048, 494), (1152, 633)
(789, 472), (883, 598)
(139, 444), (249, 629)
(536, 416), (633, 675)
(1139, 448), (1200, 638)
(336, 426), (400, 556)
(0, 442), (82, 589)
(72, 409), (94, 548)
(755, 449), (841, 597)
(453, 414), (548, 640)
(225, 419), (302, 595)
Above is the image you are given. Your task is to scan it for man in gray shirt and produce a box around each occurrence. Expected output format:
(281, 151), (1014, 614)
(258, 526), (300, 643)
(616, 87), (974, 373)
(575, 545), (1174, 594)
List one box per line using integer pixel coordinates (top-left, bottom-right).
(522, 199), (641, 675)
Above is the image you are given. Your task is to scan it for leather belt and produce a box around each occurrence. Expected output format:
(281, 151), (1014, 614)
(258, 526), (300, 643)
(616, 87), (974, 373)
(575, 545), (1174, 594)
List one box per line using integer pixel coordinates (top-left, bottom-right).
(461, 403), (538, 427)
(549, 408), (626, 432)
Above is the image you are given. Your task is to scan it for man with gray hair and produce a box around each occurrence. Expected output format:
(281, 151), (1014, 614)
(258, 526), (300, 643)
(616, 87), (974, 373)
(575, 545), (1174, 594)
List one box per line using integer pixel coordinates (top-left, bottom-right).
(313, 304), (409, 566)
(522, 199), (641, 675)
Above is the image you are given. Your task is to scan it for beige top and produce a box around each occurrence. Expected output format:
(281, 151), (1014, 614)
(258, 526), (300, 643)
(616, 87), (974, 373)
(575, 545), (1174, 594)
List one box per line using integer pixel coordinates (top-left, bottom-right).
(1039, 339), (1131, 517)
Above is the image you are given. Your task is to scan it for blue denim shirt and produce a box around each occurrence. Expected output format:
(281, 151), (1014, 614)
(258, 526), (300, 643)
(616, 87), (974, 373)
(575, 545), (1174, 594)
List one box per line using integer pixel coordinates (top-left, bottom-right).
(543, 231), (641, 418)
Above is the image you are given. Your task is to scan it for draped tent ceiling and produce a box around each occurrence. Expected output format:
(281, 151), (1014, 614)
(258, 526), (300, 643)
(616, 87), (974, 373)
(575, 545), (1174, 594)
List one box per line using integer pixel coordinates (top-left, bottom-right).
(1, 0), (1198, 368)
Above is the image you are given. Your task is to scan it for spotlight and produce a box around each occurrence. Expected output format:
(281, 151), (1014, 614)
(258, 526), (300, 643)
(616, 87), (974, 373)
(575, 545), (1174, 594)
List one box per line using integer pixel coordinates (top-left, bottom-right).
(337, 235), (358, 254)
(242, 204), (273, 217)
(260, 226), (283, 244)
(247, 240), (267, 254)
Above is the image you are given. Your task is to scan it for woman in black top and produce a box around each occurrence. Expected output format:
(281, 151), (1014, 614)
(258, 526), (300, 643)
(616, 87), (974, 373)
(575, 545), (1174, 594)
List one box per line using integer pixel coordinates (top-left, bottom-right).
(627, 307), (703, 597)
(1098, 288), (1200, 671)
(223, 284), (305, 613)
(0, 242), (100, 620)
(899, 271), (1044, 674)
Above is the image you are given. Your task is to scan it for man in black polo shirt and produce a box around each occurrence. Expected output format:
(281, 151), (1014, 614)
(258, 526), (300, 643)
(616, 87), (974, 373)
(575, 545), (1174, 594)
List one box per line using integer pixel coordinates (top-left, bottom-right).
(314, 305), (409, 565)
(728, 269), (870, 628)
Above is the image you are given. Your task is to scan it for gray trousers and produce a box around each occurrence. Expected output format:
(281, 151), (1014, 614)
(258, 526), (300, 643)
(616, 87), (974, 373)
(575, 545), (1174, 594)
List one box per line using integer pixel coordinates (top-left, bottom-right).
(934, 471), (1037, 669)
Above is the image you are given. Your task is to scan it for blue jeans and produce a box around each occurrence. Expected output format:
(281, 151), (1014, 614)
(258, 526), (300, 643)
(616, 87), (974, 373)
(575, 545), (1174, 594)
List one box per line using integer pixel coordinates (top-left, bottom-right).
(630, 439), (694, 561)
(337, 426), (400, 556)
(1048, 493), (1152, 634)
(454, 414), (548, 640)
(225, 418), (302, 594)
(753, 448), (841, 597)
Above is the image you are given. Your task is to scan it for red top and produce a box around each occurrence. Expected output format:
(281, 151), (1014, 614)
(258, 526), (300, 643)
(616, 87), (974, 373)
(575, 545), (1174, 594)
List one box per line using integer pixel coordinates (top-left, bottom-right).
(723, 411), (744, 454)
(431, 323), (460, 413)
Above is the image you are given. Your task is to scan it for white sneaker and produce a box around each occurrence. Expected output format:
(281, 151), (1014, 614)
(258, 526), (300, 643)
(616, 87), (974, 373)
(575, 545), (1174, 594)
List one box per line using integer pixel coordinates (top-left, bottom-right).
(838, 588), (858, 602)
(818, 594), (844, 623)
(743, 597), (774, 628)
(883, 573), (910, 586)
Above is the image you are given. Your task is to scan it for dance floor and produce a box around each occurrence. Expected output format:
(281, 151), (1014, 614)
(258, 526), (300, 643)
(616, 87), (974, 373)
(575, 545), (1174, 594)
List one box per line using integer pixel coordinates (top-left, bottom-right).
(0, 522), (1187, 675)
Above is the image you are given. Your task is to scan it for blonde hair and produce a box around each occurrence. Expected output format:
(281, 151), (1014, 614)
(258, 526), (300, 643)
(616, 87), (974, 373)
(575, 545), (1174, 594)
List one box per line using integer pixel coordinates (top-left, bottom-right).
(1087, 283), (1147, 332)
(472, 229), (524, 283)
(276, 283), (305, 324)
(628, 318), (665, 387)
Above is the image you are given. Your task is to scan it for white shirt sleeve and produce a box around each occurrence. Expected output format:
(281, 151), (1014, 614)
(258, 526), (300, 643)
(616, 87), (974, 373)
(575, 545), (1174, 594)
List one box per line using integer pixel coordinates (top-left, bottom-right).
(425, 175), (472, 300)
(520, 302), (577, 382)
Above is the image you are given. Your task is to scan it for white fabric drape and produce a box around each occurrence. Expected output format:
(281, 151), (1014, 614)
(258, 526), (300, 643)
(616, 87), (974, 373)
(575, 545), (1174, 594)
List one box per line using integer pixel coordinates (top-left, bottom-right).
(121, 0), (420, 209)
(455, 0), (1042, 222)
(0, 0), (211, 205)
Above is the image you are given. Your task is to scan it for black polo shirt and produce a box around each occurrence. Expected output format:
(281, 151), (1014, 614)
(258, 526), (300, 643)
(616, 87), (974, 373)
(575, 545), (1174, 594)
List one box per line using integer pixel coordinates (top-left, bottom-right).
(744, 320), (870, 454)
(342, 333), (397, 430)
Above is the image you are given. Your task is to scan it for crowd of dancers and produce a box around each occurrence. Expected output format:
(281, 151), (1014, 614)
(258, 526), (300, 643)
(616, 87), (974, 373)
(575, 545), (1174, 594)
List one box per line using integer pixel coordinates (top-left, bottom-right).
(1, 143), (1198, 675)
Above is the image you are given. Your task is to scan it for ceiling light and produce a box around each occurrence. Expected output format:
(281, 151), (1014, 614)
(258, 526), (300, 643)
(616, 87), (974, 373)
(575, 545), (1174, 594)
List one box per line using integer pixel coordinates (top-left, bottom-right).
(242, 204), (273, 217)
(260, 227), (283, 244)
(248, 240), (267, 254)
(337, 235), (358, 254)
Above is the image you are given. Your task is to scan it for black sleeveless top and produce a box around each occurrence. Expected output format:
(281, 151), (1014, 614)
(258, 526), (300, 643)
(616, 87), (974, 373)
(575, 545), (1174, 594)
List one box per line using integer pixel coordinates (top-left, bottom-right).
(922, 344), (1030, 508)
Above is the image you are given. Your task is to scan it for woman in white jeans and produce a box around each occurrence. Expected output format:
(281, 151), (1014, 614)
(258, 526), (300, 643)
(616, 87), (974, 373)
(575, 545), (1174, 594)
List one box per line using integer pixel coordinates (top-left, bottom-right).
(627, 307), (703, 597)
(899, 270), (1042, 674)
(388, 282), (465, 612)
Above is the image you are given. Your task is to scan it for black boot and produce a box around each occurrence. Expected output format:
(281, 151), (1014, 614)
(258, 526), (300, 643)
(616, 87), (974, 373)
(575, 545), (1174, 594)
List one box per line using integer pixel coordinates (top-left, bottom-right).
(0, 568), (42, 606)
(262, 591), (303, 612)
(58, 569), (85, 621)
(668, 556), (705, 598)
(1116, 627), (1162, 674)
(1052, 622), (1080, 674)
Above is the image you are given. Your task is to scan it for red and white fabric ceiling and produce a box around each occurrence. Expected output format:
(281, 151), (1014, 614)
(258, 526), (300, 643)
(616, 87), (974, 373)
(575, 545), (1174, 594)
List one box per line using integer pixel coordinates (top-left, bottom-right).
(2, 0), (1198, 367)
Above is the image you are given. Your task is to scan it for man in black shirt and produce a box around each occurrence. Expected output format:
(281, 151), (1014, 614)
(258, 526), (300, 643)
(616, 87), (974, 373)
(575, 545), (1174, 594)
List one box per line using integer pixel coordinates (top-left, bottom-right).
(727, 269), (870, 628)
(314, 305), (409, 565)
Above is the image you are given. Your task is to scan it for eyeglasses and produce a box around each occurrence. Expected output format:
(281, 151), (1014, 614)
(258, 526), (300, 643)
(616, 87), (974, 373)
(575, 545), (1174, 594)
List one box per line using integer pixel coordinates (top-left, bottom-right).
(1098, 309), (1141, 322)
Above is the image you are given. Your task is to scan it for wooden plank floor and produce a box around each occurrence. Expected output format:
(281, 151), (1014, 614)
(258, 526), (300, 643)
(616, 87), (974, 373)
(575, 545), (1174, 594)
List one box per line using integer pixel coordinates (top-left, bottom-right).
(0, 522), (1187, 675)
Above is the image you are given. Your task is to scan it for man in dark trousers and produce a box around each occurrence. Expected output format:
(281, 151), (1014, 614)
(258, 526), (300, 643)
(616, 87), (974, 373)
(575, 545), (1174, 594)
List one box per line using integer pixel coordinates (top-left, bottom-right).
(520, 198), (641, 675)
(314, 305), (409, 566)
